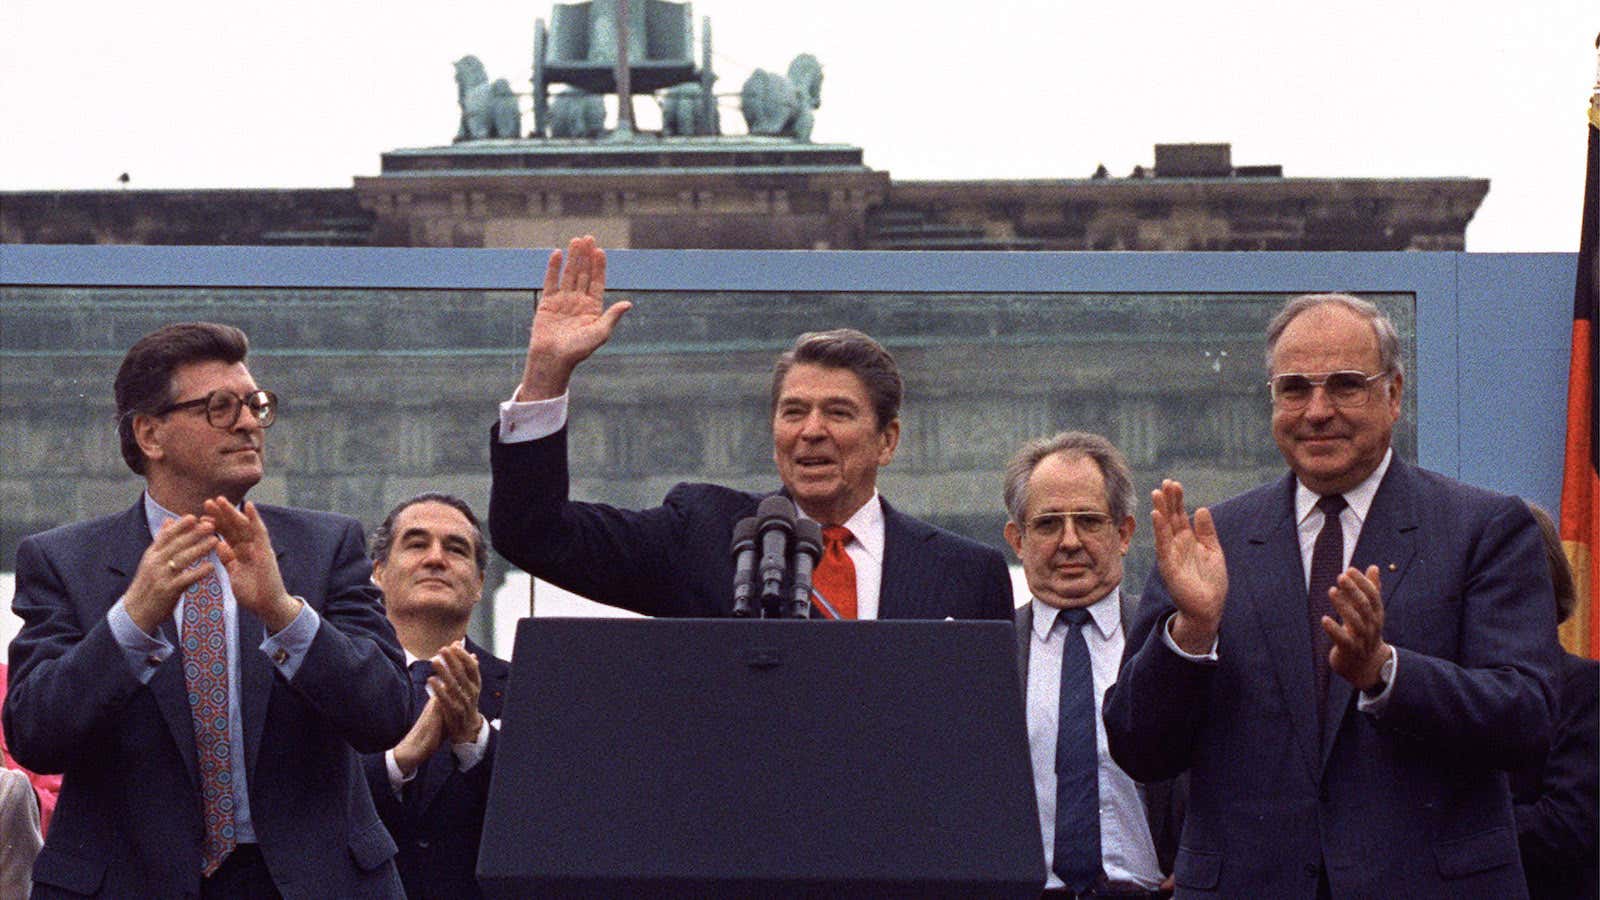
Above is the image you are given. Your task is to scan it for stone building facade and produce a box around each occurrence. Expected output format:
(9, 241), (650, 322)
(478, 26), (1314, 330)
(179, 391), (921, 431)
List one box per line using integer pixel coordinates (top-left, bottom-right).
(1, 142), (1487, 252)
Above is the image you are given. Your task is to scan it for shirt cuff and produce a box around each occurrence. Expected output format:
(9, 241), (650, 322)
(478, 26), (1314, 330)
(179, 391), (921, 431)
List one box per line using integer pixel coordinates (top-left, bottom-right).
(1161, 611), (1220, 662)
(107, 597), (173, 684)
(1356, 650), (1399, 714)
(451, 716), (494, 772)
(259, 600), (320, 680)
(498, 390), (568, 443)
(385, 749), (417, 796)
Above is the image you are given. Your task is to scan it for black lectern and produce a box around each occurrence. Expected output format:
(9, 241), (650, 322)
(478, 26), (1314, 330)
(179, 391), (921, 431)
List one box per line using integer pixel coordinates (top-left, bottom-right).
(478, 618), (1044, 898)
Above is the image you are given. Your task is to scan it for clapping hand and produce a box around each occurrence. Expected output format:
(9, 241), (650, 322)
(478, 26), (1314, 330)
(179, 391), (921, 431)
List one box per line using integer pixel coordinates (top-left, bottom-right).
(1150, 480), (1228, 653)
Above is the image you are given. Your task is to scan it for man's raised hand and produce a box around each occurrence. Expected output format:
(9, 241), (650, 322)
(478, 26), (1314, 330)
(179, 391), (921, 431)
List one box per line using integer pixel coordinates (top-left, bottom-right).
(517, 235), (633, 401)
(1151, 479), (1229, 653)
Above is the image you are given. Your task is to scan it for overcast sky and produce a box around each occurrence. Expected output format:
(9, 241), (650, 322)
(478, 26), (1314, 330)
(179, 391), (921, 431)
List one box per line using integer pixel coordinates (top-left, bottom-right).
(1, 0), (1593, 251)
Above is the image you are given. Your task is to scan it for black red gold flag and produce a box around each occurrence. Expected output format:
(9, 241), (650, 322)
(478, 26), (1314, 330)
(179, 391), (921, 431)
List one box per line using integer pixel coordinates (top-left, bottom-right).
(1558, 47), (1599, 657)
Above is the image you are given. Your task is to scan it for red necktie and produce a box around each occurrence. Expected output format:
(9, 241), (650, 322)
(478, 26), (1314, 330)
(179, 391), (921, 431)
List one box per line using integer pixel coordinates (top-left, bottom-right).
(813, 526), (858, 620)
(182, 567), (236, 875)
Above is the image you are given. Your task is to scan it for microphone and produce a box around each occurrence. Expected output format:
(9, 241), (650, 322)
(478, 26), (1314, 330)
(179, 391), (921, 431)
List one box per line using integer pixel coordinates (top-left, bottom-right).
(730, 517), (759, 617)
(755, 496), (795, 618)
(785, 519), (823, 619)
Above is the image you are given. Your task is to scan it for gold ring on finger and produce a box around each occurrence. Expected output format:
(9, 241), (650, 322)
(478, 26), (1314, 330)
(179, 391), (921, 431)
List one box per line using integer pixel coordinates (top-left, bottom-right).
(168, 560), (179, 573)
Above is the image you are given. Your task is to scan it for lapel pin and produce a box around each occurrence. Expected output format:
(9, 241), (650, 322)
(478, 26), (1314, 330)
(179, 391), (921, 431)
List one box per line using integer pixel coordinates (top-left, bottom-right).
(1387, 563), (1397, 572)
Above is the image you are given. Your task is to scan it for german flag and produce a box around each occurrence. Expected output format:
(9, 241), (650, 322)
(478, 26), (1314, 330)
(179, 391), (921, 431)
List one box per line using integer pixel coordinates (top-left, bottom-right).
(1559, 51), (1599, 658)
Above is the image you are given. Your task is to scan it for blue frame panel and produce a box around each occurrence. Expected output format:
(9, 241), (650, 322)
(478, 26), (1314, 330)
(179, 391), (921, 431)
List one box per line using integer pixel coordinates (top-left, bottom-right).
(1, 246), (1576, 513)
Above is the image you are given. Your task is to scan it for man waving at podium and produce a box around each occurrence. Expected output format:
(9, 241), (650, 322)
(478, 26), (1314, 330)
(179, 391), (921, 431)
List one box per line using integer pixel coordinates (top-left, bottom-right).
(489, 236), (1012, 621)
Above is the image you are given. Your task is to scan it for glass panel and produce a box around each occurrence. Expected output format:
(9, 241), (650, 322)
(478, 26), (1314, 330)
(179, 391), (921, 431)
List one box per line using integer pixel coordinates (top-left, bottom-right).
(0, 286), (1417, 640)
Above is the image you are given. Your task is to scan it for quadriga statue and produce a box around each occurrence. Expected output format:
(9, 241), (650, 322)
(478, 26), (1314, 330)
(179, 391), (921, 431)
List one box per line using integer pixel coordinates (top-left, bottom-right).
(739, 53), (822, 142)
(454, 55), (523, 141)
(550, 89), (606, 138)
(660, 83), (718, 137)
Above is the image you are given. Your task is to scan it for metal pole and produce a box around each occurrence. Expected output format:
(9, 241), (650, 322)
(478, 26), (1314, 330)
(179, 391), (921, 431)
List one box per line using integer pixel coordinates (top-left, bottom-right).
(612, 0), (636, 139)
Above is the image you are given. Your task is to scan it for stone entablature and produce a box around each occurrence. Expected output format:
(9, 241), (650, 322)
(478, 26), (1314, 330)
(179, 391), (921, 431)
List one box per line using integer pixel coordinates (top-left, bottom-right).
(871, 176), (1489, 251)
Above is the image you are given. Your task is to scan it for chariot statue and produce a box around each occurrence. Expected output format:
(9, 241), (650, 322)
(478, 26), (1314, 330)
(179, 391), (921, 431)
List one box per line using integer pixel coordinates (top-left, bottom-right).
(531, 0), (717, 137)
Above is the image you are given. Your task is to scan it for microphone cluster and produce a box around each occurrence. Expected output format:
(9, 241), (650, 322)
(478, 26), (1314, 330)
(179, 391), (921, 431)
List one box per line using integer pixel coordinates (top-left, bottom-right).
(730, 496), (826, 618)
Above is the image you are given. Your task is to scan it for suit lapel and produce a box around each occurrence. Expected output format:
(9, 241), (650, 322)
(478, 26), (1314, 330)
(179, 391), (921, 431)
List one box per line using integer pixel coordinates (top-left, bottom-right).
(1014, 602), (1032, 687)
(877, 499), (928, 619)
(241, 535), (292, 779)
(1319, 460), (1419, 766)
(106, 501), (203, 792)
(1240, 476), (1323, 783)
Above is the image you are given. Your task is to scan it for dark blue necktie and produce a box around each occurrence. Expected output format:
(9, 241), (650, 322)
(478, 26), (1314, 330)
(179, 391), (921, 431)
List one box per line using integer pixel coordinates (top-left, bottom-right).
(1307, 494), (1348, 727)
(408, 659), (433, 719)
(403, 660), (433, 803)
(1053, 606), (1101, 892)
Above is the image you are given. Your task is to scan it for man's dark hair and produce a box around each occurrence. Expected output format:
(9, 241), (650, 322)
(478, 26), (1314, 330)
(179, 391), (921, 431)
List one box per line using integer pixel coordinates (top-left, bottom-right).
(1527, 502), (1577, 626)
(770, 328), (903, 429)
(114, 322), (250, 475)
(370, 492), (489, 577)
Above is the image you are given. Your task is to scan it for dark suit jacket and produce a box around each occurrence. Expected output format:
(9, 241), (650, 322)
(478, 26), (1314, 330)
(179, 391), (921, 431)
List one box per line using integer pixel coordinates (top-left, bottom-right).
(1511, 651), (1599, 900)
(364, 641), (511, 900)
(3, 500), (412, 898)
(1103, 459), (1560, 899)
(1014, 593), (1185, 878)
(489, 425), (1014, 620)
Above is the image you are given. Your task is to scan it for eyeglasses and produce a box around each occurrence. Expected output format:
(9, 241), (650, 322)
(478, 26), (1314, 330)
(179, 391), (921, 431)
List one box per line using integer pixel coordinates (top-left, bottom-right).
(1268, 371), (1387, 410)
(1023, 511), (1115, 540)
(151, 389), (278, 429)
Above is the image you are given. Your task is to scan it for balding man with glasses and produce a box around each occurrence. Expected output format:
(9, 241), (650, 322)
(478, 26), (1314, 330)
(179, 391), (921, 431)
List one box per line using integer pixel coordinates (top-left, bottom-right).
(1103, 294), (1561, 899)
(4, 322), (409, 898)
(1003, 431), (1182, 898)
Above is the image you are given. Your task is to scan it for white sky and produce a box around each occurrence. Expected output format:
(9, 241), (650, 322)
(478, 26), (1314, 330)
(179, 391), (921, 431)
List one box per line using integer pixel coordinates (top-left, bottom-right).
(0, 0), (1594, 251)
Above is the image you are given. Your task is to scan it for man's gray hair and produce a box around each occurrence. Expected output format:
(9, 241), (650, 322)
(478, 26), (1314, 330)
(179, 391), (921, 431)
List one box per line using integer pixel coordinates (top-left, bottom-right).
(1265, 293), (1405, 378)
(1003, 431), (1133, 526)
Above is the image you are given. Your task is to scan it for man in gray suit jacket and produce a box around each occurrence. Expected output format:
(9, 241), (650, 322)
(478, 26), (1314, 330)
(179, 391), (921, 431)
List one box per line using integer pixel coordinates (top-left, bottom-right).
(1005, 431), (1178, 897)
(1103, 294), (1560, 898)
(4, 322), (410, 897)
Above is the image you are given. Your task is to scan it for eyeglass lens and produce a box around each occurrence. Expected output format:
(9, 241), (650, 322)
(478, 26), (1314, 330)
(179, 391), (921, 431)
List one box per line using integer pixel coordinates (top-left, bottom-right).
(1028, 512), (1111, 538)
(205, 391), (275, 428)
(1272, 372), (1374, 408)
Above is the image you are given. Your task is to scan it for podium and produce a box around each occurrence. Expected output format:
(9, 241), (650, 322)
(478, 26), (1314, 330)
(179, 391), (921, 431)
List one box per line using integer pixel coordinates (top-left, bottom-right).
(478, 618), (1045, 897)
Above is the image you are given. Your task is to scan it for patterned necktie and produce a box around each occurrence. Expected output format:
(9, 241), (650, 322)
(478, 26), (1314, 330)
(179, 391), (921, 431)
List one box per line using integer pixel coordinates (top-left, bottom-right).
(182, 567), (235, 876)
(1053, 606), (1101, 892)
(812, 525), (858, 619)
(1307, 493), (1348, 727)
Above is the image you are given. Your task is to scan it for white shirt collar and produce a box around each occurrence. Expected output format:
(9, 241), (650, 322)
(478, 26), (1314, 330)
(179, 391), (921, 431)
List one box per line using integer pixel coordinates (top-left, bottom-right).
(799, 491), (885, 565)
(1295, 447), (1393, 528)
(1029, 586), (1121, 642)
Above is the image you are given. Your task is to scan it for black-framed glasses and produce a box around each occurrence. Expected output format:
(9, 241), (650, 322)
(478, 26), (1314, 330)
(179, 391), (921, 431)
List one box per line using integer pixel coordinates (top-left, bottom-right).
(1023, 511), (1114, 540)
(1268, 371), (1387, 411)
(151, 389), (278, 429)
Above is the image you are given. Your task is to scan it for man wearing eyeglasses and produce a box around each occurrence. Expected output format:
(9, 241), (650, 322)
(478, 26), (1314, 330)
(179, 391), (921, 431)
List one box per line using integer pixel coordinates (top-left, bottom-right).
(3, 322), (410, 897)
(1004, 432), (1181, 898)
(1103, 294), (1560, 898)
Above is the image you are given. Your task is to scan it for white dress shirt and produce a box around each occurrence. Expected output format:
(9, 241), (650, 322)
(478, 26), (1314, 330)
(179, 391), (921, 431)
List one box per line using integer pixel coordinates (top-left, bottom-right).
(1294, 447), (1397, 710)
(1026, 589), (1163, 891)
(498, 390), (889, 618)
(108, 493), (324, 846)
